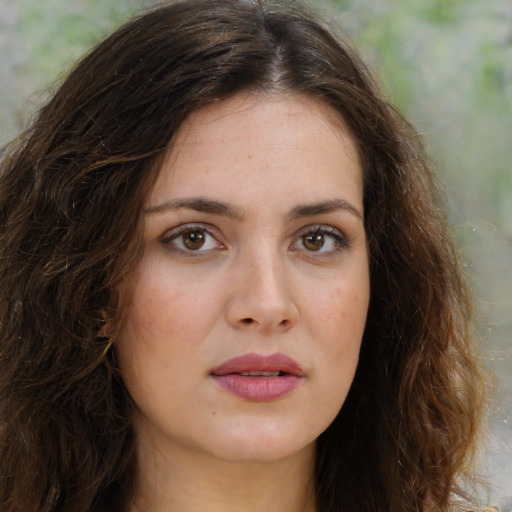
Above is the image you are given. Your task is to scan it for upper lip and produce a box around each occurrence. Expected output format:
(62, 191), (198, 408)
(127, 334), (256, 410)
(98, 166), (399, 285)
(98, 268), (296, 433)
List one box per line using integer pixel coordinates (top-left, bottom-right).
(210, 353), (306, 377)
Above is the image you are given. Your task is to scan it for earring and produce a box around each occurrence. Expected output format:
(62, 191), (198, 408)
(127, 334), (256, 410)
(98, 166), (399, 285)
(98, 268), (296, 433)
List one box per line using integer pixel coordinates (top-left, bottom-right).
(101, 337), (113, 358)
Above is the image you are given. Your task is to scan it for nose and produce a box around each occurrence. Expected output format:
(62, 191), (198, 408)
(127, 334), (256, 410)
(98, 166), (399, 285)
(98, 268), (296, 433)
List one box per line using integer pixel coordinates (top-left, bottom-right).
(224, 250), (299, 334)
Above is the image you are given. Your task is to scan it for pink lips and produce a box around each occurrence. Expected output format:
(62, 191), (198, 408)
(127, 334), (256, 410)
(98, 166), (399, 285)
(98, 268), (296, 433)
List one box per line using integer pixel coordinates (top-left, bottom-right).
(210, 353), (305, 402)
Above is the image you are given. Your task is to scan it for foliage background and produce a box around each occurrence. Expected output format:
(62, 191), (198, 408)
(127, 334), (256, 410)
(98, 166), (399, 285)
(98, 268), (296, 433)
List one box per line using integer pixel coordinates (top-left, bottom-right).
(1, 0), (511, 504)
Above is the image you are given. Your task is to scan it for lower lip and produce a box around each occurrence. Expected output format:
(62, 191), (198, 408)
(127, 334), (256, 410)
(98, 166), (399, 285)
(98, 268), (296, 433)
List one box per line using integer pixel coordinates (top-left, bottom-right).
(212, 374), (302, 402)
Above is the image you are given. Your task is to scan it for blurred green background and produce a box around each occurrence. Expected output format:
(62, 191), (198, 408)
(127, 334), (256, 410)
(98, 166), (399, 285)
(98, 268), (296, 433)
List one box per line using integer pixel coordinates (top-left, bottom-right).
(1, 0), (510, 504)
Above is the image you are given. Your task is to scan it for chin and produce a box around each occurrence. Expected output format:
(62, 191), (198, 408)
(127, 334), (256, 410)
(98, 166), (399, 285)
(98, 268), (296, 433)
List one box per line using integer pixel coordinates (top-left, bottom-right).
(204, 421), (317, 464)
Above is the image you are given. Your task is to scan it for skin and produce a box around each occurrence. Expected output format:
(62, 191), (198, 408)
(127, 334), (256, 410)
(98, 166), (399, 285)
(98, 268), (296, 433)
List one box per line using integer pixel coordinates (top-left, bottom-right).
(115, 92), (370, 512)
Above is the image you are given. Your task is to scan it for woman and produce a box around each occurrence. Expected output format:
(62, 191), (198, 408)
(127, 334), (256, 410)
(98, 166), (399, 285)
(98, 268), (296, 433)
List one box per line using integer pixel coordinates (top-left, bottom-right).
(0, 1), (488, 511)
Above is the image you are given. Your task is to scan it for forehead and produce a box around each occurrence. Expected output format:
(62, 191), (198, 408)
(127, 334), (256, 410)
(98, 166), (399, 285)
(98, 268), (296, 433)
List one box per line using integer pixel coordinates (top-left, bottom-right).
(171, 92), (357, 156)
(148, 92), (362, 211)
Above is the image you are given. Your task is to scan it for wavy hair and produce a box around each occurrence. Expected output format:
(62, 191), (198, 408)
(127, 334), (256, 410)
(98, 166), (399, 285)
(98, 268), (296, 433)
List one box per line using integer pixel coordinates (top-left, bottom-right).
(0, 1), (487, 511)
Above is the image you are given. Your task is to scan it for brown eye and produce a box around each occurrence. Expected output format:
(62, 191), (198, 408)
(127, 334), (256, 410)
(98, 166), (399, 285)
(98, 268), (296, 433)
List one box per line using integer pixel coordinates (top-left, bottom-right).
(182, 230), (206, 250)
(162, 225), (222, 254)
(302, 232), (325, 251)
(291, 226), (346, 255)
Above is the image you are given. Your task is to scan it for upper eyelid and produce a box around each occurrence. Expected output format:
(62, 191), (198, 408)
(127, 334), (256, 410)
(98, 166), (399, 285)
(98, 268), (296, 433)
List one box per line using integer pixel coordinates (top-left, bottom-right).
(294, 224), (346, 238)
(160, 222), (219, 240)
(159, 224), (224, 255)
(158, 222), (347, 239)
(292, 224), (350, 252)
(159, 222), (344, 236)
(157, 221), (351, 249)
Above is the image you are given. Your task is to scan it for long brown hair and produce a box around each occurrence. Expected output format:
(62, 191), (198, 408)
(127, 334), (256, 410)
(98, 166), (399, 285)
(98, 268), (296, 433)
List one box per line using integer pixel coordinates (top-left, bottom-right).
(0, 1), (487, 511)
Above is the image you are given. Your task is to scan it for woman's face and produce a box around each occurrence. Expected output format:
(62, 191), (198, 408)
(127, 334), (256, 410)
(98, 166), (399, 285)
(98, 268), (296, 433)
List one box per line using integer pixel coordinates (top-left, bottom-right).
(115, 93), (370, 465)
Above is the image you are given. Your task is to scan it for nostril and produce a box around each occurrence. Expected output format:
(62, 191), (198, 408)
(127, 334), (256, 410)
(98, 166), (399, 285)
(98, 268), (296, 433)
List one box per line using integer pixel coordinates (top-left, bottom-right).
(241, 318), (254, 324)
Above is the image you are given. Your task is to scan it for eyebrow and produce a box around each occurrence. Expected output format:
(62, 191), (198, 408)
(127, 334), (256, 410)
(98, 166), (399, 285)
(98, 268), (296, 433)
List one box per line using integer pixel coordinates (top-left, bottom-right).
(287, 199), (363, 222)
(145, 198), (244, 220)
(145, 197), (363, 222)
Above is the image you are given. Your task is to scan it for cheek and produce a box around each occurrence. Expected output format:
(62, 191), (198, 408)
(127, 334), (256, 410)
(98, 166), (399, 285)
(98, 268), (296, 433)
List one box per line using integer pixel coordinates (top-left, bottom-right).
(314, 282), (369, 337)
(309, 280), (369, 382)
(296, 283), (368, 437)
(114, 273), (208, 405)
(123, 267), (208, 342)
(126, 288), (185, 345)
(115, 260), (226, 378)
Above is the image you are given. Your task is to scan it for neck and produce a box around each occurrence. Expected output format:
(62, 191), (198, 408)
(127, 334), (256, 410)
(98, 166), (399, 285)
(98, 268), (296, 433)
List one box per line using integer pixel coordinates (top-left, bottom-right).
(131, 436), (317, 512)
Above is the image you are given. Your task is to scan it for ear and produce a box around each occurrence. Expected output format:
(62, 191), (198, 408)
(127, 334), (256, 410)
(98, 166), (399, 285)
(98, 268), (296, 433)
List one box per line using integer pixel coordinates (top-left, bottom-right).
(97, 309), (111, 338)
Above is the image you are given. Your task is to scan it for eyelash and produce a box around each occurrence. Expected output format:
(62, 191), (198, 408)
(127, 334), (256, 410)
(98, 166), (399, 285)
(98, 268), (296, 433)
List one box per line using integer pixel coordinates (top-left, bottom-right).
(291, 225), (348, 256)
(160, 224), (224, 256)
(160, 223), (349, 257)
